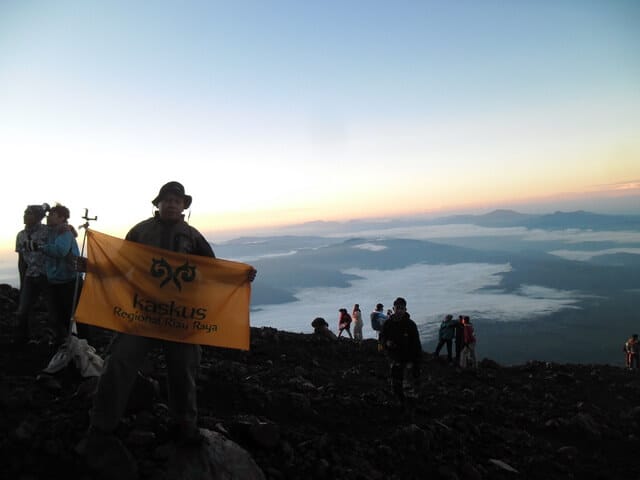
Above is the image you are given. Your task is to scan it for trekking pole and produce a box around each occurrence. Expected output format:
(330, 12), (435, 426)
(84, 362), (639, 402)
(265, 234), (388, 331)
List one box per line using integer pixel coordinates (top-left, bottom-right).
(68, 208), (97, 336)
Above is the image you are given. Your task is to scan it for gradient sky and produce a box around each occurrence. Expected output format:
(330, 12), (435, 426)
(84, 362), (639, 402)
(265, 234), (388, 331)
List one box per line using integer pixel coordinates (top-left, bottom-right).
(1, 0), (639, 252)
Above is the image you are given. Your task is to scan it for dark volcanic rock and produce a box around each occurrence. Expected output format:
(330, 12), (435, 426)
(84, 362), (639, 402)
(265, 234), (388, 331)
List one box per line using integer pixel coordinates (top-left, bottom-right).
(1, 284), (639, 479)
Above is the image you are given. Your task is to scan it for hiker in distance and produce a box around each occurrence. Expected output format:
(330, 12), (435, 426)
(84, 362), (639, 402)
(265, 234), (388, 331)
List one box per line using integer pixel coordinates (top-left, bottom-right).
(459, 315), (477, 369)
(434, 314), (457, 364)
(83, 181), (257, 478)
(14, 203), (49, 343)
(311, 316), (337, 340)
(379, 297), (422, 412)
(624, 334), (639, 370)
(370, 302), (388, 351)
(352, 303), (363, 342)
(337, 308), (353, 339)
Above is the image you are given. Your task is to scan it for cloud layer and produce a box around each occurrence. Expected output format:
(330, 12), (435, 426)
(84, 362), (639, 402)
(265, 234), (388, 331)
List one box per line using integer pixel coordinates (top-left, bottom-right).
(250, 262), (582, 341)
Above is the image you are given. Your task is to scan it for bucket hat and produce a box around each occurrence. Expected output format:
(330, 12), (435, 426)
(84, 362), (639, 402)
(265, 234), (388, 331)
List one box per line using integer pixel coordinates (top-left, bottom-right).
(152, 181), (192, 208)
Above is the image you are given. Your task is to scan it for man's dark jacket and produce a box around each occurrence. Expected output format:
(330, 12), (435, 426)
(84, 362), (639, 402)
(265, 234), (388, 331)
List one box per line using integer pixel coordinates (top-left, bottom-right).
(126, 214), (215, 257)
(379, 312), (422, 363)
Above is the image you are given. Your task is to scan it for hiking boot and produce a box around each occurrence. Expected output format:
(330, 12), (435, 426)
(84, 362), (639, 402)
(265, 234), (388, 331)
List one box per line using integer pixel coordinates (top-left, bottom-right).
(83, 427), (138, 480)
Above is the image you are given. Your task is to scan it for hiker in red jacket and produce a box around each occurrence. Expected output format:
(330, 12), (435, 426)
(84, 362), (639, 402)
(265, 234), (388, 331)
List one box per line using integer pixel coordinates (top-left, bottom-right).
(459, 315), (477, 369)
(337, 308), (353, 339)
(624, 334), (639, 370)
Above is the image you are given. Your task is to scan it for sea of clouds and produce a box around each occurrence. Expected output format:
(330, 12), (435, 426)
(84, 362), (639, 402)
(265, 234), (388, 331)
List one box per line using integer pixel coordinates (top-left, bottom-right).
(247, 223), (640, 340)
(250, 262), (584, 342)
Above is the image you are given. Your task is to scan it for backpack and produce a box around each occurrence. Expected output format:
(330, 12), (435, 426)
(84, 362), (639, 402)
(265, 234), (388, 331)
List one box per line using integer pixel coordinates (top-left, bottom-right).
(370, 312), (382, 331)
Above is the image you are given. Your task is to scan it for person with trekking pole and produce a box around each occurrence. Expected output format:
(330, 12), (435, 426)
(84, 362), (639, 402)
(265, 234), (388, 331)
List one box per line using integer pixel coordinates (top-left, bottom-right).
(37, 203), (91, 346)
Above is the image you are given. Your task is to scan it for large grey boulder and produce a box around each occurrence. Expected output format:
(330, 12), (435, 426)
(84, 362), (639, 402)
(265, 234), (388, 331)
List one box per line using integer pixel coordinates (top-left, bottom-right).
(165, 429), (265, 480)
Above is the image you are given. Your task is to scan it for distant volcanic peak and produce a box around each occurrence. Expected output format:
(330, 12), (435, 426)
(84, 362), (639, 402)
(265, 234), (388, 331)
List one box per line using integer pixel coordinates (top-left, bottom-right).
(487, 209), (520, 216)
(483, 209), (532, 219)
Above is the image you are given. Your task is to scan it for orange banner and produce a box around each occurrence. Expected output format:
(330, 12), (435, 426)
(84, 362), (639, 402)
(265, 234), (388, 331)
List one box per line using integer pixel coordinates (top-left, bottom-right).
(75, 230), (253, 350)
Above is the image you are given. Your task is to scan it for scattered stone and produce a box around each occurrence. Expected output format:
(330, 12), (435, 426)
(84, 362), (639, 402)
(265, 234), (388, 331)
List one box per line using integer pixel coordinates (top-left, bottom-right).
(488, 458), (519, 473)
(0, 285), (639, 478)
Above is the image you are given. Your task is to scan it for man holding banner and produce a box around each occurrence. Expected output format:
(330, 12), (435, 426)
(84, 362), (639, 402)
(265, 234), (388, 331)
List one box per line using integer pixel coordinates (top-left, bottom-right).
(80, 181), (256, 475)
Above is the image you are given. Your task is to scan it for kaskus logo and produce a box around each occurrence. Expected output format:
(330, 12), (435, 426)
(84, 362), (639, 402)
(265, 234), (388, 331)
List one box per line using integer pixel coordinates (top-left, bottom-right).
(150, 257), (196, 291)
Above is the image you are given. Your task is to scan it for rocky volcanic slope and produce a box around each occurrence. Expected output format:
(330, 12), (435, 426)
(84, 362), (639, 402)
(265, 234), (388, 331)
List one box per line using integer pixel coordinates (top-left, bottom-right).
(1, 283), (640, 480)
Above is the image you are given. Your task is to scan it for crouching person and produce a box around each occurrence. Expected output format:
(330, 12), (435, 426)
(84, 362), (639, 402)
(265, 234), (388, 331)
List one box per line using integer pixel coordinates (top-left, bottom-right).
(311, 316), (337, 340)
(379, 297), (422, 412)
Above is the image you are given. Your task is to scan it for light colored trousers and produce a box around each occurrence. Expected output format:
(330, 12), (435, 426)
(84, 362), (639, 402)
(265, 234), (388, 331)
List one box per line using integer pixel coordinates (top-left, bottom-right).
(459, 343), (477, 368)
(90, 333), (201, 432)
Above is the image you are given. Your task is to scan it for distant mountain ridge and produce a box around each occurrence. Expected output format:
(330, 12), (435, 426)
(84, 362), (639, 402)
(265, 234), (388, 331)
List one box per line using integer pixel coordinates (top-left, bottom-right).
(218, 209), (640, 244)
(426, 209), (640, 230)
